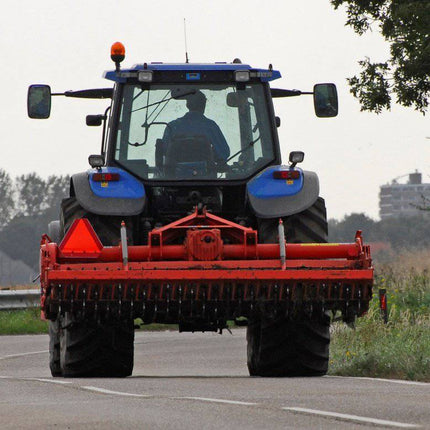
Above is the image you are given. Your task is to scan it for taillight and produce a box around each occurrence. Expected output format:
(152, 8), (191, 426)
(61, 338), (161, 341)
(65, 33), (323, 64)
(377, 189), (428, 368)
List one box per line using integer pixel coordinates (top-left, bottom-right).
(92, 173), (120, 182)
(273, 170), (300, 180)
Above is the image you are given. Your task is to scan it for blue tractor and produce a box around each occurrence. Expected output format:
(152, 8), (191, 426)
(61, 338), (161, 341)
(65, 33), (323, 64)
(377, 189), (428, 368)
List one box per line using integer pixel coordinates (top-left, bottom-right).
(28, 43), (372, 378)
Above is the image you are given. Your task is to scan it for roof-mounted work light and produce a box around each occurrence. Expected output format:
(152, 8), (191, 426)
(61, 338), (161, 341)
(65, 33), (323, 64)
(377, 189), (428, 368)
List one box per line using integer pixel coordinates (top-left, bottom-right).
(111, 42), (125, 72)
(234, 70), (250, 82)
(138, 71), (153, 82)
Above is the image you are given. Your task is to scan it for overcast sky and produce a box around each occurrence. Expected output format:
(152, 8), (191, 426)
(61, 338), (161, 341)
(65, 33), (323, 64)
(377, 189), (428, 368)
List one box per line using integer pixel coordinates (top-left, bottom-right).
(1, 0), (428, 221)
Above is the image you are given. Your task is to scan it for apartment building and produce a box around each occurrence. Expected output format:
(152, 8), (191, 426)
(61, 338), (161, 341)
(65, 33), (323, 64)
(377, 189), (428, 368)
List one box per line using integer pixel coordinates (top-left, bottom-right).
(379, 172), (430, 219)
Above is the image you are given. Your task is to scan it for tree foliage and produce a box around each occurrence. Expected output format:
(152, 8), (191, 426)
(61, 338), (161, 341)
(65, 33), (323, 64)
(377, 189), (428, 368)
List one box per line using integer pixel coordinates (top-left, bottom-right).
(0, 169), (15, 228)
(0, 171), (69, 271)
(329, 212), (430, 248)
(331, 0), (430, 113)
(15, 173), (69, 217)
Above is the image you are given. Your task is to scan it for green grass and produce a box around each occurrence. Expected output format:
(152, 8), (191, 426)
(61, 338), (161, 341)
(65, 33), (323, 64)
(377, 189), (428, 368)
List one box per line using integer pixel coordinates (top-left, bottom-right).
(0, 308), (48, 335)
(329, 261), (430, 382)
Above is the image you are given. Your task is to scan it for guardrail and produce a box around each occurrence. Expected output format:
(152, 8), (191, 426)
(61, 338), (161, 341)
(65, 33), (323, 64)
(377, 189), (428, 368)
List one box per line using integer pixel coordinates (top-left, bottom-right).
(0, 289), (40, 310)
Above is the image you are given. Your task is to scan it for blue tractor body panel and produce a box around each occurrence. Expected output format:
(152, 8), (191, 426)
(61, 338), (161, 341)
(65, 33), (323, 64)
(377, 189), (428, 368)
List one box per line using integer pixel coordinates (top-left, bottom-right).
(88, 167), (145, 199)
(247, 166), (319, 219)
(71, 169), (146, 217)
(247, 166), (304, 199)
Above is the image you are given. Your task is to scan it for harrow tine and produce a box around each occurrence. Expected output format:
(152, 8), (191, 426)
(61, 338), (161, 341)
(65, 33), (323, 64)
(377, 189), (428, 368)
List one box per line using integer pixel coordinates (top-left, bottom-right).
(58, 284), (62, 315)
(83, 285), (86, 317)
(202, 285), (206, 318)
(130, 284), (134, 319)
(178, 285), (182, 319)
(166, 284), (171, 317)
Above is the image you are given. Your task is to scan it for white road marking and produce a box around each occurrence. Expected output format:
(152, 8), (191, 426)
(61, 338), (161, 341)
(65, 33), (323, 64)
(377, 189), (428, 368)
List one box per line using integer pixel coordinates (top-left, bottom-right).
(0, 375), (71, 385)
(179, 396), (257, 406)
(0, 350), (48, 360)
(82, 386), (150, 398)
(326, 375), (430, 387)
(80, 388), (256, 406)
(283, 406), (421, 428)
(29, 378), (72, 385)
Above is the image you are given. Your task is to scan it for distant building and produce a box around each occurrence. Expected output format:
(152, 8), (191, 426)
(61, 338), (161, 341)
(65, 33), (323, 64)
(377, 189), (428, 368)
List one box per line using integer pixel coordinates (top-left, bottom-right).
(379, 172), (430, 219)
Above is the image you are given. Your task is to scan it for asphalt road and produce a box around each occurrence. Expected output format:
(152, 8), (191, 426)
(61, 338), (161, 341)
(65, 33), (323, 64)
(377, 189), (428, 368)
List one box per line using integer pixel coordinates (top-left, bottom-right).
(0, 330), (429, 429)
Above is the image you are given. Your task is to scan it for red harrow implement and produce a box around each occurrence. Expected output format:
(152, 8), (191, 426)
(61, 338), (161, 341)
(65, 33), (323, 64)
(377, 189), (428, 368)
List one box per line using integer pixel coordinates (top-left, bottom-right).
(40, 207), (373, 331)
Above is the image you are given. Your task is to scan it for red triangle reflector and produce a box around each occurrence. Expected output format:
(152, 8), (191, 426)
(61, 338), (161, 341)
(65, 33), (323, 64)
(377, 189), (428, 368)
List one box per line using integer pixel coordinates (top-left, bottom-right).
(59, 218), (103, 258)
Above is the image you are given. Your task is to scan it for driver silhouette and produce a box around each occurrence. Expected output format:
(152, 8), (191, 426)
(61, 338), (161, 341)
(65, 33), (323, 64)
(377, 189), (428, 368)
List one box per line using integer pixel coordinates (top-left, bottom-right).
(162, 90), (230, 161)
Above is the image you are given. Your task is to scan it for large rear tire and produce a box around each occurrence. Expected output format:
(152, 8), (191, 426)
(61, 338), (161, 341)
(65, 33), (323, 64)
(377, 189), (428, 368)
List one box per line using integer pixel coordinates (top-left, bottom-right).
(257, 197), (328, 244)
(247, 313), (330, 376)
(49, 319), (61, 377)
(60, 314), (134, 377)
(58, 198), (134, 377)
(248, 197), (330, 377)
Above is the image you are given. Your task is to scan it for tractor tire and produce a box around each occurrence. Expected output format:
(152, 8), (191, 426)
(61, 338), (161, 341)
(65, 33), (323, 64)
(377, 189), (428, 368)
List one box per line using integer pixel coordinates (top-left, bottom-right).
(60, 313), (134, 377)
(48, 220), (61, 244)
(60, 197), (131, 246)
(247, 313), (330, 376)
(248, 197), (330, 376)
(49, 319), (61, 377)
(48, 220), (62, 377)
(257, 197), (328, 244)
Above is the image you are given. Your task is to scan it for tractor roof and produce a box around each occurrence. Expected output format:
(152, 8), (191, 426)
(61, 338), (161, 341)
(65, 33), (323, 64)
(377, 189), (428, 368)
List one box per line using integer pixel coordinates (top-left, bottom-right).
(103, 63), (281, 83)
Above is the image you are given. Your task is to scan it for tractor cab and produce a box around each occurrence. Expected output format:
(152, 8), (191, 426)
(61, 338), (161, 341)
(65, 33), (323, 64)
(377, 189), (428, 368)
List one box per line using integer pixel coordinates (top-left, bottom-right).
(106, 65), (280, 182)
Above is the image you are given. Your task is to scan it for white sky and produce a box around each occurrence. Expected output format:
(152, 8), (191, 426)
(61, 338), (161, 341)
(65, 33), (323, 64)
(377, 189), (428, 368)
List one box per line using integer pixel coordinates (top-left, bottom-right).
(1, 0), (428, 220)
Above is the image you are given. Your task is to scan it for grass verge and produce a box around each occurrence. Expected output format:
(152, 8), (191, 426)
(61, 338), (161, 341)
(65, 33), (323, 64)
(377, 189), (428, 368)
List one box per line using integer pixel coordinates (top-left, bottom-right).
(329, 251), (430, 382)
(0, 308), (48, 335)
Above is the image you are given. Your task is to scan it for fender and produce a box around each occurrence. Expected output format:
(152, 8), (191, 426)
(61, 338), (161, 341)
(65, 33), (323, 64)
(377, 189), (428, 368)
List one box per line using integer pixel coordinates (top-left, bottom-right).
(71, 167), (146, 216)
(247, 166), (319, 218)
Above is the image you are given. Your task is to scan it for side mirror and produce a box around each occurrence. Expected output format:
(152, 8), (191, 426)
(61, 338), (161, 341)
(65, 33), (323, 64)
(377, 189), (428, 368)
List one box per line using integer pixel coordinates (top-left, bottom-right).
(313, 83), (338, 118)
(27, 85), (51, 119)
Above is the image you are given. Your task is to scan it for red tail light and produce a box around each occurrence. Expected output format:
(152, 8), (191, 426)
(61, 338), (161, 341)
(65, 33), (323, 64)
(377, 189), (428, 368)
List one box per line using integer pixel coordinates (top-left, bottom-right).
(92, 173), (120, 182)
(273, 170), (300, 180)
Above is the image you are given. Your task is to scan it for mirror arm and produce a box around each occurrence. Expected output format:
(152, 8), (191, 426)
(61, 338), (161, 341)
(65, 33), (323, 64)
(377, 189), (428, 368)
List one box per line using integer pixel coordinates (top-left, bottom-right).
(270, 89), (314, 98)
(101, 106), (111, 157)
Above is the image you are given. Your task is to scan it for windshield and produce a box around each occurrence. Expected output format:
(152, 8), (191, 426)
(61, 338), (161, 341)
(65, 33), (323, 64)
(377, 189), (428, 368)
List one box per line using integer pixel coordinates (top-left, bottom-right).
(113, 83), (275, 180)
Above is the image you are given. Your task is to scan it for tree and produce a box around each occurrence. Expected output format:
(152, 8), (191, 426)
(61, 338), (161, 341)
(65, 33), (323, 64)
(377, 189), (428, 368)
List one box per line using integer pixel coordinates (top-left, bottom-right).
(329, 212), (376, 242)
(15, 173), (47, 217)
(0, 169), (15, 228)
(45, 175), (70, 212)
(329, 212), (430, 249)
(331, 0), (430, 113)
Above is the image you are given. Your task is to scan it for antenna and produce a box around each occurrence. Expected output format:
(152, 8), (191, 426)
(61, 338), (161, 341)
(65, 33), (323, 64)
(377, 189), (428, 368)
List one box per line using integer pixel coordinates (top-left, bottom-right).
(184, 18), (189, 63)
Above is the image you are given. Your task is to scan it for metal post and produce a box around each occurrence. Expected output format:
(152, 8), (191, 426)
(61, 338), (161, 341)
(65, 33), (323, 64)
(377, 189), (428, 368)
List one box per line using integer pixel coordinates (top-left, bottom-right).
(278, 219), (286, 270)
(121, 221), (128, 267)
